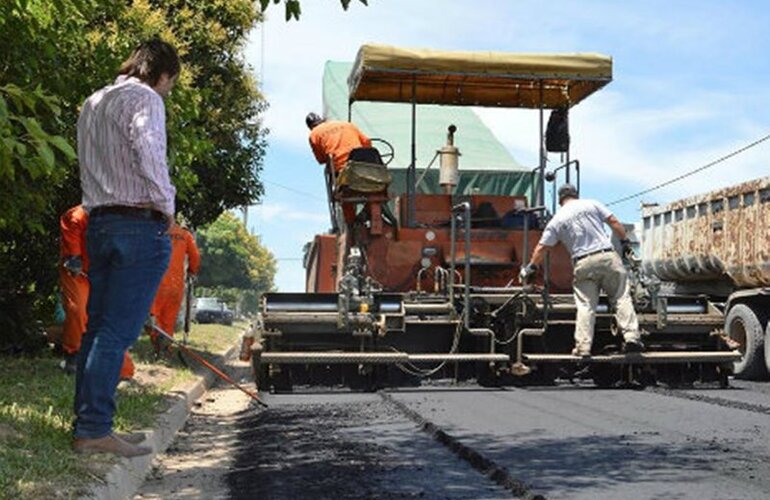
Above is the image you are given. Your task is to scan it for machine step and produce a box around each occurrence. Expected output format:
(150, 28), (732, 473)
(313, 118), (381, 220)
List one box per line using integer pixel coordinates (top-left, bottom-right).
(524, 350), (741, 364)
(258, 352), (510, 364)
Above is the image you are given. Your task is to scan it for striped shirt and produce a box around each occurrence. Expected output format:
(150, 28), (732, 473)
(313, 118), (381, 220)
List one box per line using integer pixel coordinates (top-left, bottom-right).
(77, 76), (176, 217)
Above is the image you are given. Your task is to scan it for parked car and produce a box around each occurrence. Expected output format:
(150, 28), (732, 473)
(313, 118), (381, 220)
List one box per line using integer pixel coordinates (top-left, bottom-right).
(193, 297), (234, 325)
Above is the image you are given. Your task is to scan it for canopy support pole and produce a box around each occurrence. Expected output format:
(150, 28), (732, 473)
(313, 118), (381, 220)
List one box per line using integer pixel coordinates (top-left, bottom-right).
(538, 80), (545, 209)
(407, 76), (417, 228)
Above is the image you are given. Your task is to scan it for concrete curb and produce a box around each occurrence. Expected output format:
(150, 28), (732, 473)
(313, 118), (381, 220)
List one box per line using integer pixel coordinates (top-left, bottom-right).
(82, 343), (240, 500)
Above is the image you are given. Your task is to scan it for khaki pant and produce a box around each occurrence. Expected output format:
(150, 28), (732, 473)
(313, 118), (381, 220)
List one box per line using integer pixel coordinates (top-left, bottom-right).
(572, 252), (640, 352)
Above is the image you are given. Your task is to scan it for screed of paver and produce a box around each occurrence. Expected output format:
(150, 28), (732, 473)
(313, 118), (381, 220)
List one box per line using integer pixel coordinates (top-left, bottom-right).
(387, 385), (770, 500)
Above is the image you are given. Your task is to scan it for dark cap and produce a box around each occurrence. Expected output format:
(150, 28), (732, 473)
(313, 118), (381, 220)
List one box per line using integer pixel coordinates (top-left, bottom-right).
(305, 112), (324, 129)
(557, 183), (578, 202)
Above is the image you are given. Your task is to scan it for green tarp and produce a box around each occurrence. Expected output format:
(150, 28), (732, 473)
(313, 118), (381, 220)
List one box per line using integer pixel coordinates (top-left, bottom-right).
(322, 61), (533, 198)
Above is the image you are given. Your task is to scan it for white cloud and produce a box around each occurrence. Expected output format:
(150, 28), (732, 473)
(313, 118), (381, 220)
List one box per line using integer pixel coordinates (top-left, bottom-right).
(251, 203), (328, 224)
(244, 1), (770, 290)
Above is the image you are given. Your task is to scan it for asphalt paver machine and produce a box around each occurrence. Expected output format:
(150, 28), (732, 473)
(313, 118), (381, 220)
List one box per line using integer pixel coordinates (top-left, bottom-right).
(249, 44), (740, 391)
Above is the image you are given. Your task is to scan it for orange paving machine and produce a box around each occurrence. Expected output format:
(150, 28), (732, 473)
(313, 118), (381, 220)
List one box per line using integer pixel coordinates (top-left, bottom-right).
(248, 44), (740, 391)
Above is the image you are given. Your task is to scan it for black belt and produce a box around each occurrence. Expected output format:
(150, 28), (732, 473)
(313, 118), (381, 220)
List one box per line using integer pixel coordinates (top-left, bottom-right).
(90, 205), (166, 222)
(573, 247), (614, 263)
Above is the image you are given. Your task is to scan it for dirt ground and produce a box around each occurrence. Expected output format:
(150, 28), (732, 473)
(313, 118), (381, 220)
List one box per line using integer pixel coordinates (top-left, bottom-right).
(134, 371), (252, 499)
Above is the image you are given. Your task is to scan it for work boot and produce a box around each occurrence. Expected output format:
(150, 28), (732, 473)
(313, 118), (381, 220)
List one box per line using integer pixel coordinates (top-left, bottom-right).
(59, 353), (78, 375)
(151, 334), (174, 359)
(114, 432), (146, 444)
(571, 346), (591, 358)
(622, 340), (645, 354)
(73, 434), (152, 457)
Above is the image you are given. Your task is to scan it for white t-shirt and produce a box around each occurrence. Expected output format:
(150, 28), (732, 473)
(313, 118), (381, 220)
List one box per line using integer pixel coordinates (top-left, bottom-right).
(539, 198), (613, 258)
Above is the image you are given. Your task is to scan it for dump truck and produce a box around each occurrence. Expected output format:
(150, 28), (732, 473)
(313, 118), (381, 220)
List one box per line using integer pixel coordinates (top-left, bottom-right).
(640, 177), (770, 379)
(247, 44), (740, 391)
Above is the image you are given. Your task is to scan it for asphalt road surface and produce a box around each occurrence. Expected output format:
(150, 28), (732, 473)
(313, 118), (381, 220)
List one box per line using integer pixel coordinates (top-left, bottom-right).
(136, 363), (770, 500)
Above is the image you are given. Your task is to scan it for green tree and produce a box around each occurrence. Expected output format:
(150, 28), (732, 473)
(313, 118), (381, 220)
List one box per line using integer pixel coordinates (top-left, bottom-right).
(260, 0), (369, 21)
(196, 212), (276, 302)
(0, 0), (268, 351)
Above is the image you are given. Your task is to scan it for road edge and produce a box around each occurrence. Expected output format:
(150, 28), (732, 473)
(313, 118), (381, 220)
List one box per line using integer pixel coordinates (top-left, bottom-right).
(81, 342), (241, 500)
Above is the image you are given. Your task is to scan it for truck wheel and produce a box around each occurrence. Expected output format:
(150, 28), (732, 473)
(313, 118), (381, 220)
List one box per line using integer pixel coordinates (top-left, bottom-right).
(764, 322), (770, 375)
(726, 304), (767, 380)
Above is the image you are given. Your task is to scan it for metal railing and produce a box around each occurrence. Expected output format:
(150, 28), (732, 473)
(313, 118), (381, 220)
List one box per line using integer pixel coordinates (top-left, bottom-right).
(449, 202), (471, 328)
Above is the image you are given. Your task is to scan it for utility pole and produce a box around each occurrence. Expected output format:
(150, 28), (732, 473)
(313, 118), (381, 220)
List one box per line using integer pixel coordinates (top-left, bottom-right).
(239, 17), (266, 237)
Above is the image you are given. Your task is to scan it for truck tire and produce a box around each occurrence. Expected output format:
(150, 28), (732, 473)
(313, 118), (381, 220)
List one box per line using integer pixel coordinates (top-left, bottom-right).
(726, 304), (767, 380)
(765, 321), (770, 375)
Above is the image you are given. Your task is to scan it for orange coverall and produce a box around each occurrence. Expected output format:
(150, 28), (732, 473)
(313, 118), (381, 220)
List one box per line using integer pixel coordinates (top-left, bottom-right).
(60, 205), (135, 379)
(309, 120), (372, 223)
(309, 120), (372, 173)
(150, 225), (201, 337)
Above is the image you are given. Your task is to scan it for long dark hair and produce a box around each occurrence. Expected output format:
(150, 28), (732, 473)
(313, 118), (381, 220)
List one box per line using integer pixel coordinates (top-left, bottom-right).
(118, 39), (180, 86)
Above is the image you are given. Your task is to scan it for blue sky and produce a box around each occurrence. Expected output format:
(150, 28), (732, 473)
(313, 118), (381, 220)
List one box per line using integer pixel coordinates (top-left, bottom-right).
(243, 0), (770, 292)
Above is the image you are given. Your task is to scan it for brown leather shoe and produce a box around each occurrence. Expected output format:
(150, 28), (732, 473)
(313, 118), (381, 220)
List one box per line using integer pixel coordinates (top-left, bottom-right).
(73, 434), (152, 457)
(114, 432), (146, 444)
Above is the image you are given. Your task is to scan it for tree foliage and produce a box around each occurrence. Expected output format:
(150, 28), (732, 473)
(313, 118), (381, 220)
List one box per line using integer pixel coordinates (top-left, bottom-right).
(196, 212), (276, 312)
(260, 0), (369, 21)
(0, 0), (268, 351)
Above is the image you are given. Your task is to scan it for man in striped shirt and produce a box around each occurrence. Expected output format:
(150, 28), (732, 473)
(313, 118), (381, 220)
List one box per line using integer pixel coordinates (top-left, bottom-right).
(72, 39), (180, 457)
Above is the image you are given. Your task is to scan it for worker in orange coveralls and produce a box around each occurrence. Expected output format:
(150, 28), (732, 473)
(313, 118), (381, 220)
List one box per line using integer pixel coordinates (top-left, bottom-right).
(306, 112), (371, 224)
(59, 205), (135, 379)
(149, 224), (200, 348)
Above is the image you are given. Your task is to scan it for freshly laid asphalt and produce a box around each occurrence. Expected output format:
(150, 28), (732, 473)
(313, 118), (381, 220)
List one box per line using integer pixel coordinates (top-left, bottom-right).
(386, 382), (770, 499)
(133, 371), (770, 500)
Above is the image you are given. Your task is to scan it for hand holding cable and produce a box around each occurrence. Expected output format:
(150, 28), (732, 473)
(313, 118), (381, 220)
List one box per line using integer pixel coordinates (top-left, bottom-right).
(519, 262), (538, 285)
(63, 255), (85, 277)
(619, 239), (634, 259)
(145, 316), (268, 408)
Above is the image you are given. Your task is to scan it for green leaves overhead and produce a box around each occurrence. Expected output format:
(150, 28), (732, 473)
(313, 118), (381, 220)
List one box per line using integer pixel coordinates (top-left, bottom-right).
(0, 85), (70, 230)
(0, 0), (269, 351)
(260, 0), (368, 20)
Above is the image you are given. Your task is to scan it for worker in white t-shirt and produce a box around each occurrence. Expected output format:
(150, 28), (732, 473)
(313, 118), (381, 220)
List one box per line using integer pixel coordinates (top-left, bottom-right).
(520, 183), (643, 357)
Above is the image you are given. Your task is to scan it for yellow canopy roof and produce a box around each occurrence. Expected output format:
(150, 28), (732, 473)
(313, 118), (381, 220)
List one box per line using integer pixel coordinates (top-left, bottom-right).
(348, 44), (612, 109)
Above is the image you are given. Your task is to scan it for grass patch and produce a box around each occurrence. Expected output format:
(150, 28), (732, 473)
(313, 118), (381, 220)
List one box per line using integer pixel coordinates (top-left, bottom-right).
(0, 321), (246, 499)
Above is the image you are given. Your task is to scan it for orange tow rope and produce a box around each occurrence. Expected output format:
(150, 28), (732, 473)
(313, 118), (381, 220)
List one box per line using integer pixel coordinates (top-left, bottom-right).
(149, 321), (268, 408)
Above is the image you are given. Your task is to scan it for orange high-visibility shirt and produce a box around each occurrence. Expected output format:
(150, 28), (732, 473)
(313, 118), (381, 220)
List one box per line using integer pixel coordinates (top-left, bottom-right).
(60, 205), (90, 272)
(309, 121), (371, 172)
(157, 226), (200, 292)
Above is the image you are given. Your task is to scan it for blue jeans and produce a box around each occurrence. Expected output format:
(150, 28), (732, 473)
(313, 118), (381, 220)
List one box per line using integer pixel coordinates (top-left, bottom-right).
(74, 214), (170, 439)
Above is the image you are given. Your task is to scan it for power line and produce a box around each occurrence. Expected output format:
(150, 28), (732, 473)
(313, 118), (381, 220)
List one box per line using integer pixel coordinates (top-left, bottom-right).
(607, 132), (770, 207)
(263, 179), (325, 201)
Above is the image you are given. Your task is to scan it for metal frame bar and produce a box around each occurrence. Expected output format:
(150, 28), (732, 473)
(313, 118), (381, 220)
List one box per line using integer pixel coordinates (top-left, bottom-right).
(350, 66), (613, 85)
(407, 76), (417, 227)
(260, 352), (510, 364)
(524, 351), (741, 364)
(449, 202), (472, 327)
(548, 159), (581, 214)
